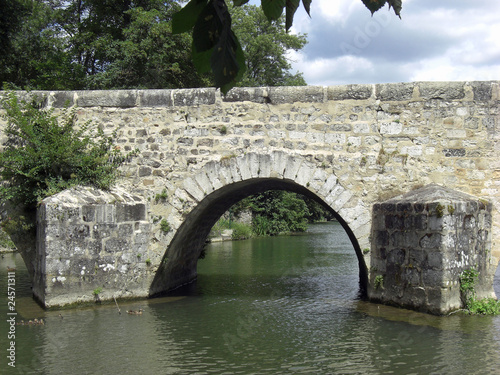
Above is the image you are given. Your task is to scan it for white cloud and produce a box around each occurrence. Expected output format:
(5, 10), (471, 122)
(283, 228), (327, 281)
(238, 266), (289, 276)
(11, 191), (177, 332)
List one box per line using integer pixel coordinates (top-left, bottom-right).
(291, 54), (375, 86)
(248, 0), (500, 85)
(410, 57), (500, 82)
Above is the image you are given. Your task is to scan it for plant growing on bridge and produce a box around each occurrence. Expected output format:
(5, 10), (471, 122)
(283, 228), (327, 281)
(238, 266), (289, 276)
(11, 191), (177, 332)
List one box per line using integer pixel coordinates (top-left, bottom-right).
(160, 219), (171, 234)
(0, 91), (138, 209)
(93, 286), (103, 303)
(459, 268), (500, 315)
(154, 189), (168, 204)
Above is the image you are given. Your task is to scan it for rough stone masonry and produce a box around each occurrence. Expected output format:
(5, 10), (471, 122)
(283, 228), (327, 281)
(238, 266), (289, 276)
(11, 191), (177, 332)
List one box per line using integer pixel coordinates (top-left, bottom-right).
(0, 81), (499, 312)
(371, 184), (492, 314)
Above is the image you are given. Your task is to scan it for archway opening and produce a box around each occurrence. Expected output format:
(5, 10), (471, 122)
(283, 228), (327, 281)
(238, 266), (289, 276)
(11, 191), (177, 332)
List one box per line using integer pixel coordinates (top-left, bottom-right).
(149, 178), (368, 298)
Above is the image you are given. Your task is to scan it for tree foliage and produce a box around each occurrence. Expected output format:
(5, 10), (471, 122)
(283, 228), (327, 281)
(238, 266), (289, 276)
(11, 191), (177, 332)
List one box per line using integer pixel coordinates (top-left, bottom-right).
(57, 0), (209, 89)
(0, 91), (137, 208)
(229, 190), (333, 236)
(230, 3), (306, 87)
(1, 0), (307, 90)
(0, 0), (82, 89)
(174, 0), (402, 93)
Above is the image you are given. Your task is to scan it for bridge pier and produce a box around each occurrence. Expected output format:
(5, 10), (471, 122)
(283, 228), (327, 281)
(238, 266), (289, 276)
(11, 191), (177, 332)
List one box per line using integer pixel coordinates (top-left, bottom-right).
(369, 184), (495, 315)
(34, 187), (153, 308)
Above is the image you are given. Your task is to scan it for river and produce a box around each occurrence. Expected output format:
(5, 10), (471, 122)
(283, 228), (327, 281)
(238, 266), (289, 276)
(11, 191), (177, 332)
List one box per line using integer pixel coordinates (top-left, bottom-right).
(1, 221), (500, 374)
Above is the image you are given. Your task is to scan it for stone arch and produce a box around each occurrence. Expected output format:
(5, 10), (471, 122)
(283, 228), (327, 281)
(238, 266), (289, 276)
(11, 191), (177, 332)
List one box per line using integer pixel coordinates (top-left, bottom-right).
(150, 152), (371, 296)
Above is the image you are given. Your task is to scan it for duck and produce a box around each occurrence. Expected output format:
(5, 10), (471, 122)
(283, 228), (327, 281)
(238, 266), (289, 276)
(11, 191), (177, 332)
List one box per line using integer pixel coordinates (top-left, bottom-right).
(126, 309), (143, 315)
(32, 318), (44, 325)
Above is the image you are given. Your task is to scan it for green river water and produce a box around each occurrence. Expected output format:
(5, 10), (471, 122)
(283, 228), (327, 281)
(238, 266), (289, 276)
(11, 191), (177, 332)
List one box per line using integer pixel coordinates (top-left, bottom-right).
(1, 221), (500, 374)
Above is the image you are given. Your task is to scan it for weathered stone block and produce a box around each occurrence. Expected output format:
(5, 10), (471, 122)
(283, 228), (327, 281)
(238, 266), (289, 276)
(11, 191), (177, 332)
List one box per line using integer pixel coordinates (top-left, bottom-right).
(268, 86), (325, 104)
(139, 89), (173, 107)
(118, 223), (134, 237)
(470, 81), (493, 102)
(418, 82), (465, 100)
(375, 82), (414, 101)
(33, 187), (151, 307)
(327, 84), (373, 100)
(369, 184), (494, 315)
(104, 238), (130, 253)
(223, 87), (269, 103)
(93, 223), (117, 239)
(172, 88), (216, 106)
(116, 203), (146, 222)
(76, 90), (137, 107)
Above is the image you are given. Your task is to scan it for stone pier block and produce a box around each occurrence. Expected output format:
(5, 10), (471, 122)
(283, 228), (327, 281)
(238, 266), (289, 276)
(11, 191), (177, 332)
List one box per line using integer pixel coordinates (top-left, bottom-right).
(369, 184), (494, 315)
(35, 186), (152, 308)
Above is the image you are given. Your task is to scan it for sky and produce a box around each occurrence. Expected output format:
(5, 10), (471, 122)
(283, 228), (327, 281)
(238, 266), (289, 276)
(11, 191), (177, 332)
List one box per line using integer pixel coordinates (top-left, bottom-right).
(248, 0), (500, 86)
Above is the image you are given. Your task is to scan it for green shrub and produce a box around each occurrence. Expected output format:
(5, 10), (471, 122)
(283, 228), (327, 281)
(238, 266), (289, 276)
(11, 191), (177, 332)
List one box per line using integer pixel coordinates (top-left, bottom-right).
(252, 215), (272, 236)
(159, 219), (171, 234)
(0, 91), (138, 208)
(459, 268), (500, 315)
(154, 189), (168, 203)
(231, 222), (252, 240)
(248, 191), (310, 236)
(0, 227), (15, 249)
(374, 275), (384, 289)
(467, 298), (500, 315)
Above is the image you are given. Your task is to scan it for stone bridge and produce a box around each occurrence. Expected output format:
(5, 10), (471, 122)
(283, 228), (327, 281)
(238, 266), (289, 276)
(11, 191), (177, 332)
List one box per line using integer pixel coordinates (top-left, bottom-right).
(2, 81), (499, 314)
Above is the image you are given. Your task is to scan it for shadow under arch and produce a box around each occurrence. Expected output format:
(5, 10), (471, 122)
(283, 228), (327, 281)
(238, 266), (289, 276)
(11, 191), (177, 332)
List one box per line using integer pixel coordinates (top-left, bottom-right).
(150, 177), (368, 298)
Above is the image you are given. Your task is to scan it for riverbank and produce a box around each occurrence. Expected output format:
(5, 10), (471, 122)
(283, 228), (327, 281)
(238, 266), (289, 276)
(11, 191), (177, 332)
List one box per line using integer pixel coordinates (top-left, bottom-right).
(0, 227), (16, 253)
(207, 216), (335, 243)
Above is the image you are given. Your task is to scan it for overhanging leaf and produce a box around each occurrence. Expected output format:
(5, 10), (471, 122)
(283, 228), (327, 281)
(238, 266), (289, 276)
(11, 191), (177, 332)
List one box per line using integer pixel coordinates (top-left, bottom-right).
(211, 26), (245, 94)
(285, 0), (300, 31)
(192, 41), (213, 74)
(302, 0), (311, 17)
(361, 0), (387, 15)
(387, 0), (402, 18)
(172, 0), (207, 34)
(261, 0), (286, 21)
(233, 0), (250, 6)
(192, 2), (223, 52)
(220, 39), (246, 94)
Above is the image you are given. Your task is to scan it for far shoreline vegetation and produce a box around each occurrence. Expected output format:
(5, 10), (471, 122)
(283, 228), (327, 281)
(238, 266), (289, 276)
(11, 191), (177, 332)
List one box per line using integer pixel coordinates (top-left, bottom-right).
(207, 190), (335, 243)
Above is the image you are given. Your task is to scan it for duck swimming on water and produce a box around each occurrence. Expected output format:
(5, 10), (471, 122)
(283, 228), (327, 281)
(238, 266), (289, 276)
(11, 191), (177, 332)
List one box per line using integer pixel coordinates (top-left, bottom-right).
(126, 309), (143, 315)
